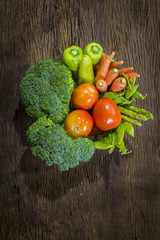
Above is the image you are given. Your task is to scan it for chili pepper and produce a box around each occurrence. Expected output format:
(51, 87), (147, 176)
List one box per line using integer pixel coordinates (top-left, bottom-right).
(63, 45), (83, 72)
(78, 55), (95, 85)
(84, 42), (103, 65)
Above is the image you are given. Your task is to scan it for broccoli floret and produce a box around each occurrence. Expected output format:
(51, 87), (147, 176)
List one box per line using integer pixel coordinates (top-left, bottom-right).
(26, 116), (95, 171)
(19, 60), (75, 124)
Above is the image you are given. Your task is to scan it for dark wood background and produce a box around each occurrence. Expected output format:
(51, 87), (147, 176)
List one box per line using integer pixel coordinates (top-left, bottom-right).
(0, 0), (160, 239)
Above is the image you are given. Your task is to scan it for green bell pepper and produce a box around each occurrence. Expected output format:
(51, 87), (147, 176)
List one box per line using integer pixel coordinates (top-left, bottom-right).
(84, 42), (103, 65)
(63, 46), (83, 72)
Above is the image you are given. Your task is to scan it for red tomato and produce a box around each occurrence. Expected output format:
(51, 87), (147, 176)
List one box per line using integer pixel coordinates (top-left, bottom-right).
(65, 110), (93, 138)
(71, 83), (99, 110)
(92, 98), (121, 131)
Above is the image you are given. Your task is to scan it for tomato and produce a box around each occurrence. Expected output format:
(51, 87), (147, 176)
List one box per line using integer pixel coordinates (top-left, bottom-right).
(65, 110), (93, 138)
(92, 98), (121, 131)
(71, 83), (99, 110)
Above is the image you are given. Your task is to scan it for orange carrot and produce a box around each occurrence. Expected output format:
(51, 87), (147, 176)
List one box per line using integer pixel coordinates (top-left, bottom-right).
(109, 61), (123, 70)
(96, 79), (107, 93)
(126, 72), (140, 78)
(95, 52), (115, 82)
(94, 53), (106, 74)
(118, 67), (133, 75)
(105, 68), (119, 86)
(110, 77), (127, 92)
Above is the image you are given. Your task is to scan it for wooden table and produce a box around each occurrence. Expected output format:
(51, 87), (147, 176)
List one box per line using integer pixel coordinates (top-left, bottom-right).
(1, 0), (159, 239)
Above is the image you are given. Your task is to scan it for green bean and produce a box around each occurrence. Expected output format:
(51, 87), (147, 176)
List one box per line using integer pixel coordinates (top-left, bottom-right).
(121, 114), (142, 126)
(119, 106), (149, 121)
(126, 105), (153, 120)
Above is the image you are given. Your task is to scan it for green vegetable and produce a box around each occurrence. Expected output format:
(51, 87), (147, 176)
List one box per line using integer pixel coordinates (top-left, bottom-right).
(27, 116), (95, 171)
(116, 139), (132, 155)
(125, 105), (153, 120)
(78, 55), (95, 85)
(121, 114), (142, 126)
(115, 122), (125, 145)
(19, 60), (75, 124)
(63, 45), (83, 72)
(123, 121), (134, 137)
(114, 97), (133, 105)
(130, 91), (147, 100)
(125, 84), (139, 99)
(119, 106), (149, 121)
(99, 91), (124, 100)
(84, 42), (103, 65)
(94, 130), (130, 155)
(94, 141), (113, 150)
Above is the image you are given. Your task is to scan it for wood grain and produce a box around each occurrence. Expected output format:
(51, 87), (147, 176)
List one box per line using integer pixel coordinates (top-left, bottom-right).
(0, 0), (160, 239)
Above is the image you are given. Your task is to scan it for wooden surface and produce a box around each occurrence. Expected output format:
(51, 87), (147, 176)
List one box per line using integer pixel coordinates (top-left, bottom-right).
(0, 0), (160, 239)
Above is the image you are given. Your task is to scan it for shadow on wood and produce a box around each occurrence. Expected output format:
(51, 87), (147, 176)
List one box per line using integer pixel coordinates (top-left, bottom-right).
(20, 147), (113, 202)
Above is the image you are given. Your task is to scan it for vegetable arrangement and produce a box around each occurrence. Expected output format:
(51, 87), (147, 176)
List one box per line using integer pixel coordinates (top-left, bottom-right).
(20, 42), (153, 171)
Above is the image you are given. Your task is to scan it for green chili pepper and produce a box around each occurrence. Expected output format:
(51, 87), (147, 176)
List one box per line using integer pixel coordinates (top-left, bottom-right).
(78, 55), (95, 85)
(84, 42), (103, 65)
(63, 46), (83, 72)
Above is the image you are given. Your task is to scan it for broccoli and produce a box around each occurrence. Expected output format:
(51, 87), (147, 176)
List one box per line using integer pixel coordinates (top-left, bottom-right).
(19, 60), (75, 124)
(26, 116), (95, 171)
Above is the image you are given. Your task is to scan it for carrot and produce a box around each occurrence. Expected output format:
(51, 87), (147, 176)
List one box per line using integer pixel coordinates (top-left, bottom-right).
(95, 52), (115, 82)
(94, 53), (106, 74)
(105, 68), (119, 86)
(126, 72), (140, 78)
(110, 77), (127, 92)
(109, 61), (123, 70)
(96, 79), (107, 93)
(118, 67), (133, 75)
